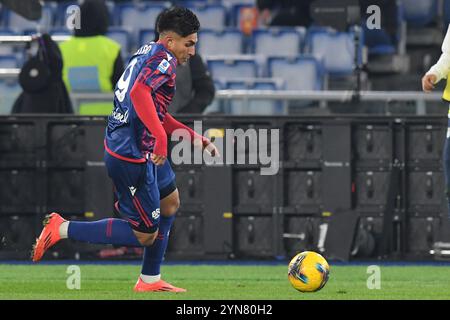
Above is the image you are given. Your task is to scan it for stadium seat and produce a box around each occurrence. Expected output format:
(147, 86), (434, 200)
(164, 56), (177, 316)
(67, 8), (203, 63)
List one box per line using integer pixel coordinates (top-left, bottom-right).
(5, 3), (56, 33)
(206, 56), (258, 82)
(304, 27), (362, 76)
(268, 56), (323, 91)
(116, 3), (166, 41)
(444, 0), (450, 27)
(54, 1), (115, 27)
(106, 27), (132, 55)
(225, 78), (285, 114)
(402, 0), (438, 27)
(0, 55), (19, 68)
(0, 30), (19, 55)
(363, 26), (396, 55)
(403, 0), (442, 46)
(203, 80), (224, 114)
(186, 4), (227, 31)
(0, 79), (21, 114)
(253, 27), (305, 57)
(138, 29), (156, 48)
(198, 29), (243, 55)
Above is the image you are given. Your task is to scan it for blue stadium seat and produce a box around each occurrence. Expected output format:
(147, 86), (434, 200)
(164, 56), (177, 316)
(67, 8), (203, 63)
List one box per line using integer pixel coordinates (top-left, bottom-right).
(138, 29), (156, 47)
(403, 0), (438, 27)
(253, 27), (304, 56)
(187, 4), (227, 31)
(225, 78), (285, 114)
(5, 3), (56, 32)
(363, 26), (396, 55)
(304, 28), (362, 76)
(54, 1), (115, 27)
(0, 79), (21, 114)
(268, 56), (323, 91)
(0, 30), (19, 55)
(0, 55), (19, 68)
(198, 29), (243, 55)
(207, 57), (258, 81)
(54, 2), (78, 27)
(444, 0), (450, 27)
(117, 3), (166, 38)
(107, 27), (131, 55)
(203, 80), (225, 114)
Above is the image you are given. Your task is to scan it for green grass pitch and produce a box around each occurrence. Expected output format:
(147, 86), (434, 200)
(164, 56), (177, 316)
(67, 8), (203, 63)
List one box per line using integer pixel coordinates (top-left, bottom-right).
(0, 263), (449, 300)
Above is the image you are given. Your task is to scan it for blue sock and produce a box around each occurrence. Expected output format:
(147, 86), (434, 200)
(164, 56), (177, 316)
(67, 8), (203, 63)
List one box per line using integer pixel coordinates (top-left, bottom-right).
(141, 215), (175, 276)
(68, 218), (142, 247)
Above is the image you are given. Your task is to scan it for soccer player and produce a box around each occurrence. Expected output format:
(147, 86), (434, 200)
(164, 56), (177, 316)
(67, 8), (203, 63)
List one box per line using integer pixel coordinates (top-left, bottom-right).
(31, 7), (219, 292)
(422, 24), (450, 219)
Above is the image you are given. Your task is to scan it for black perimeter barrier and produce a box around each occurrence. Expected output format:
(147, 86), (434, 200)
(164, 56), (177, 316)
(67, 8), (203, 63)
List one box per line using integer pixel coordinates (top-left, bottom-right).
(1, 114), (449, 261)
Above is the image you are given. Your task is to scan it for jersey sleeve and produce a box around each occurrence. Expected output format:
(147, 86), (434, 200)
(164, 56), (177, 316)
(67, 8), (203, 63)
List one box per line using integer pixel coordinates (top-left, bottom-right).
(136, 53), (174, 91)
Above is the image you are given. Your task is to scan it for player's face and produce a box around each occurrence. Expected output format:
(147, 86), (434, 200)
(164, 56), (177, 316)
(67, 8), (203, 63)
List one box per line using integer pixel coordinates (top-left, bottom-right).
(168, 32), (197, 65)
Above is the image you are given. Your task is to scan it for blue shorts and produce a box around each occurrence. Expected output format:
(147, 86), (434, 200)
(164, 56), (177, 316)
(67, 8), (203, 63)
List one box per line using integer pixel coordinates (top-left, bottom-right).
(105, 152), (176, 234)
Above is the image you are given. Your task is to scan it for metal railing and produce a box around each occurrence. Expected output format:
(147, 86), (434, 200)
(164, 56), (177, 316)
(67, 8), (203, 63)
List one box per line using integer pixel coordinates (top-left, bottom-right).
(70, 90), (445, 115)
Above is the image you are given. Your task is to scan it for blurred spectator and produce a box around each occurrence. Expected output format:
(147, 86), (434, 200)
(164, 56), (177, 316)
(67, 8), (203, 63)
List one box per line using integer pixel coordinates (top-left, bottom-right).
(12, 34), (73, 113)
(257, 0), (314, 27)
(59, 0), (125, 115)
(170, 54), (215, 114)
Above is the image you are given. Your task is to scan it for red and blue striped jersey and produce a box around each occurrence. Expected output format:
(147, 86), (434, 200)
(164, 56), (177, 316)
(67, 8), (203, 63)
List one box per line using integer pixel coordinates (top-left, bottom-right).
(105, 42), (177, 162)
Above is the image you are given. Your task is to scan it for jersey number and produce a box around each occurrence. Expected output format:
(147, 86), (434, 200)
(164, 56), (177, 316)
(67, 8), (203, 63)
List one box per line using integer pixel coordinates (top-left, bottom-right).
(115, 58), (138, 102)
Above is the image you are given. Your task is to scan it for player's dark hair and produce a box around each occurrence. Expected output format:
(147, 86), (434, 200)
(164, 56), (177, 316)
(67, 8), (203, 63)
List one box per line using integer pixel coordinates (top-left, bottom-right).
(156, 7), (200, 38)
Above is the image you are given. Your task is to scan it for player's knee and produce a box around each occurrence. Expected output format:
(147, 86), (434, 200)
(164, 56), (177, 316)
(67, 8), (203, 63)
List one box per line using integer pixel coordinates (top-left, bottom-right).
(135, 231), (157, 246)
(161, 196), (180, 217)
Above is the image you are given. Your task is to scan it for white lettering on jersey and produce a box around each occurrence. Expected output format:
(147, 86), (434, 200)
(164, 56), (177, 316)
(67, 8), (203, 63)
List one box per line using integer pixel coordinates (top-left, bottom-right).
(115, 57), (138, 102)
(135, 44), (153, 56)
(111, 108), (129, 124)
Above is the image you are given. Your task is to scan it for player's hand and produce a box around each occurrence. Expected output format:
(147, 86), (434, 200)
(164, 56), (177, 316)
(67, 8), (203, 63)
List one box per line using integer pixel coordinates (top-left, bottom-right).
(150, 153), (166, 166)
(204, 139), (220, 157)
(194, 137), (220, 157)
(422, 74), (437, 93)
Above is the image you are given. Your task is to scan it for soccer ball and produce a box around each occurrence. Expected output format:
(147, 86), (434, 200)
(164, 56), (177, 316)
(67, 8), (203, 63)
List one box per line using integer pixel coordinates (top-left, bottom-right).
(288, 251), (330, 292)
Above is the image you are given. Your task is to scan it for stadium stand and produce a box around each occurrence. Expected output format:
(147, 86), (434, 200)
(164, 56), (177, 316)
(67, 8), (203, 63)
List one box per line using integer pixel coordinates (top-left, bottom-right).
(0, 0), (447, 114)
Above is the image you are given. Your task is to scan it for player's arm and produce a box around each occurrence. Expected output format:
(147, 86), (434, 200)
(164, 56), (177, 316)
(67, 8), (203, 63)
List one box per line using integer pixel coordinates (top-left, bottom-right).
(130, 81), (167, 165)
(162, 113), (219, 157)
(423, 25), (450, 92)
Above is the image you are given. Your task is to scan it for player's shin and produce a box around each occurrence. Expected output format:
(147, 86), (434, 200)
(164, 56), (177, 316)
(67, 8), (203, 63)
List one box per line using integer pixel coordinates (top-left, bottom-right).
(140, 214), (175, 282)
(67, 219), (142, 247)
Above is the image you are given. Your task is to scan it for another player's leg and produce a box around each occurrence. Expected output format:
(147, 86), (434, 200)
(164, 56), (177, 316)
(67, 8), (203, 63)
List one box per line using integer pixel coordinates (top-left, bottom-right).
(32, 152), (158, 262)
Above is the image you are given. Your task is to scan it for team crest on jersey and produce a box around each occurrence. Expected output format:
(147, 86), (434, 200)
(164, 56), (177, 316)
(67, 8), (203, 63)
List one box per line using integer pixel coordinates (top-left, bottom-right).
(152, 208), (160, 219)
(157, 59), (170, 74)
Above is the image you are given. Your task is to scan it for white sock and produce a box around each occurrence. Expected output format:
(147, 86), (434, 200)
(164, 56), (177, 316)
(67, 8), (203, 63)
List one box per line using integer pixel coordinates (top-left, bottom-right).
(140, 274), (161, 284)
(59, 221), (69, 239)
